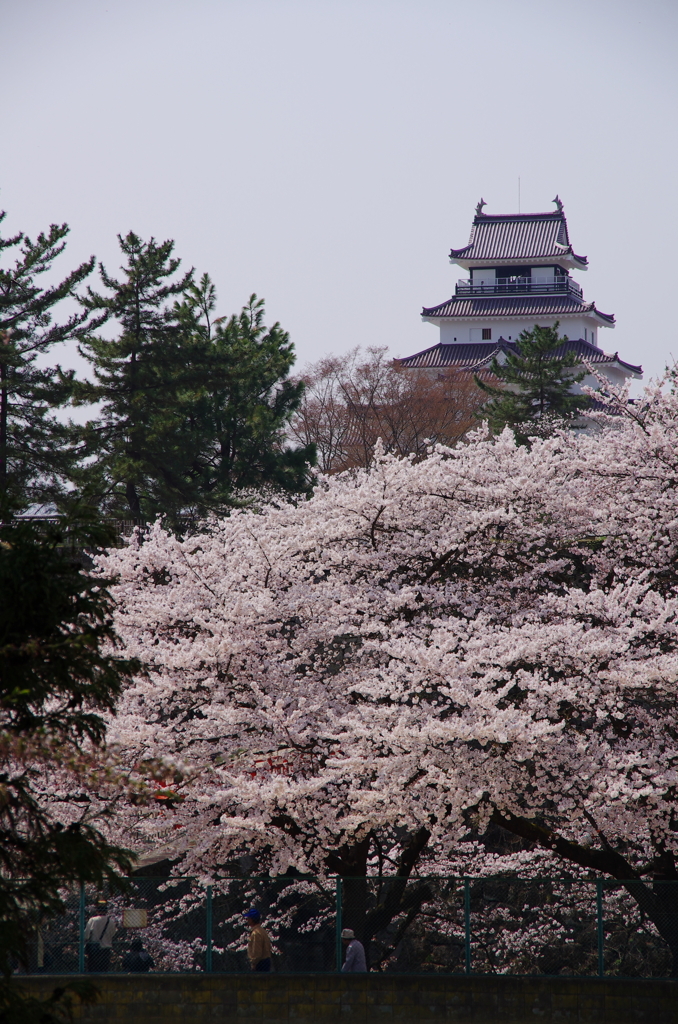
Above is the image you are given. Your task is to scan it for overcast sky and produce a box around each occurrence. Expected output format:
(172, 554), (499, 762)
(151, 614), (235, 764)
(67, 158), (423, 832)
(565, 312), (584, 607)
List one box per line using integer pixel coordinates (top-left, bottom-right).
(1, 0), (677, 386)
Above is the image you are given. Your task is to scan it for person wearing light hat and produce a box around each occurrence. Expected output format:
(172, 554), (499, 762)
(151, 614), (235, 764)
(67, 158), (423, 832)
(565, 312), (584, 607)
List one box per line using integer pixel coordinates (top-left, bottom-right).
(341, 928), (367, 972)
(243, 909), (272, 971)
(84, 899), (117, 973)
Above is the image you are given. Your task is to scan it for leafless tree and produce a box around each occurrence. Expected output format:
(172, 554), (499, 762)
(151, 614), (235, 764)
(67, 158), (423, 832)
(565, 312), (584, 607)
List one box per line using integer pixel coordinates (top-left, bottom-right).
(290, 347), (487, 473)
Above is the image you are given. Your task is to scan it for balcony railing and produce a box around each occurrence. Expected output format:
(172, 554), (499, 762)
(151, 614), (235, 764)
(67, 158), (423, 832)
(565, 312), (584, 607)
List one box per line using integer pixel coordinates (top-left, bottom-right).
(455, 276), (583, 298)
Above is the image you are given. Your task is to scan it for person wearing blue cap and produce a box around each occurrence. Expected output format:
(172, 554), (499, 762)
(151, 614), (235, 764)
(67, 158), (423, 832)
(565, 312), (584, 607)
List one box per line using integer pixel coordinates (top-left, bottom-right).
(244, 909), (271, 971)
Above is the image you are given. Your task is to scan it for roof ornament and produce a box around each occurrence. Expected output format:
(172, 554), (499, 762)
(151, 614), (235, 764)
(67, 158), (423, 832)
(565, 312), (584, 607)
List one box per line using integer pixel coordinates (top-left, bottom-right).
(475, 198), (487, 216)
(552, 195), (564, 214)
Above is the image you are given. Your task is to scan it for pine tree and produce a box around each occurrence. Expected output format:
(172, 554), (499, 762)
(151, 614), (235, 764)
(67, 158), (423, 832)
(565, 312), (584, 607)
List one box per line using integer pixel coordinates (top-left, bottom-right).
(0, 509), (139, 1020)
(78, 244), (314, 523)
(0, 212), (100, 506)
(172, 278), (315, 513)
(75, 232), (193, 521)
(475, 323), (590, 443)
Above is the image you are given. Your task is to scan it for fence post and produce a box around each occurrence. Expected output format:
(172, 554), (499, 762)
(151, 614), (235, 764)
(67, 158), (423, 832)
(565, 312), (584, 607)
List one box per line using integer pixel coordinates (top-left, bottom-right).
(335, 876), (343, 973)
(206, 886), (213, 973)
(78, 885), (85, 974)
(464, 879), (471, 975)
(596, 880), (604, 978)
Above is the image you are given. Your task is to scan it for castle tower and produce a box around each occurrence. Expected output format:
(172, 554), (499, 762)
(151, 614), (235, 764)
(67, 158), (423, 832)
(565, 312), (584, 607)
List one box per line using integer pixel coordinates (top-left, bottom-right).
(400, 198), (641, 387)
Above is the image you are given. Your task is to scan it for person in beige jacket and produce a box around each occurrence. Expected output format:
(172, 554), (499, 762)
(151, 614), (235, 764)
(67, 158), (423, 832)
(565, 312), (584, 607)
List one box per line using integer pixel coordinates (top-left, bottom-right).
(244, 909), (272, 971)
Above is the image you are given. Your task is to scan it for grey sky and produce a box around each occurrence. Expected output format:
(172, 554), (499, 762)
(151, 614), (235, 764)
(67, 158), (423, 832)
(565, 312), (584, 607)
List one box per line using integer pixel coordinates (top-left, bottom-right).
(1, 0), (677, 386)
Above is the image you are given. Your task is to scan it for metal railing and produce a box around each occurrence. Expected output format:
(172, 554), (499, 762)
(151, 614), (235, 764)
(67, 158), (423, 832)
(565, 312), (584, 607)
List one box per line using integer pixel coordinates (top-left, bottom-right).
(455, 277), (583, 298)
(13, 876), (678, 977)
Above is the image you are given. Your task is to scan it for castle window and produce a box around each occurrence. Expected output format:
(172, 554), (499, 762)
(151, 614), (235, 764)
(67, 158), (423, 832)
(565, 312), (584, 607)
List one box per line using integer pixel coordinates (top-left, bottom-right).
(482, 328), (492, 340)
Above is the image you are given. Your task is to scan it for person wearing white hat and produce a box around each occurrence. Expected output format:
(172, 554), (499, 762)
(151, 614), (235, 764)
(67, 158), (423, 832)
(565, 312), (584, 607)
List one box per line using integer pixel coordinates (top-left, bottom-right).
(84, 900), (117, 973)
(340, 928), (367, 972)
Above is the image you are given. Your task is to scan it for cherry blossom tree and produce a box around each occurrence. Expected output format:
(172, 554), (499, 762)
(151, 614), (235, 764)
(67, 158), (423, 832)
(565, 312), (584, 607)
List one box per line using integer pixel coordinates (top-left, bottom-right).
(98, 376), (678, 969)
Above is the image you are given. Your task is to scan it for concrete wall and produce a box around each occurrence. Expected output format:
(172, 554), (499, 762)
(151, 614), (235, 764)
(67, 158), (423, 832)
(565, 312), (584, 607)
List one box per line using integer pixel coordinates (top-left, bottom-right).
(16, 973), (678, 1024)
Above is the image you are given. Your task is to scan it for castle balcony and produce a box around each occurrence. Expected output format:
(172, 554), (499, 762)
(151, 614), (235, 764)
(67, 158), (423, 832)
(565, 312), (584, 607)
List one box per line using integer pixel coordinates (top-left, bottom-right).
(455, 276), (583, 298)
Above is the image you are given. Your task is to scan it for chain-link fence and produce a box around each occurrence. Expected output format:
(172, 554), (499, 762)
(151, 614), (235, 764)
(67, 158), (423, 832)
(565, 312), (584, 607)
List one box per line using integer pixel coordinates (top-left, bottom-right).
(14, 876), (678, 977)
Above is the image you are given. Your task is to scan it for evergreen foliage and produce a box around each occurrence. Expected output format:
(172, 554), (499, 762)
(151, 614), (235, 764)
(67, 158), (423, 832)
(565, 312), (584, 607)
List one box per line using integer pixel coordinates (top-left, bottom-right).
(0, 510), (139, 1016)
(475, 323), (590, 443)
(0, 213), (100, 505)
(77, 244), (314, 523)
(173, 276), (315, 512)
(75, 232), (194, 520)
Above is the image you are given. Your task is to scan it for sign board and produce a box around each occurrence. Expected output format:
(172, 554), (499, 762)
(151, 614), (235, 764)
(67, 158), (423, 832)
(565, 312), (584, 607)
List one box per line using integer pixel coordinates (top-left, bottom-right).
(122, 908), (148, 929)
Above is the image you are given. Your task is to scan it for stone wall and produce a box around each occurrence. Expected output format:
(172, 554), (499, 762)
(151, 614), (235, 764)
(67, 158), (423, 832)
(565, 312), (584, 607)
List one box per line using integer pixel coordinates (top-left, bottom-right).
(16, 973), (678, 1024)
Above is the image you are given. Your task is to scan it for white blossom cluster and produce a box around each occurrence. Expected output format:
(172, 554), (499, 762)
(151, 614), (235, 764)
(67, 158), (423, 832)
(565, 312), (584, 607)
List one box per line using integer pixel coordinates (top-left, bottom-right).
(96, 380), (678, 882)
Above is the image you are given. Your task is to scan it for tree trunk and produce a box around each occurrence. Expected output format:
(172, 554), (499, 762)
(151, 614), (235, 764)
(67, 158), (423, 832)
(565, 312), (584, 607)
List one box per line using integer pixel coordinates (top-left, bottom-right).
(125, 480), (142, 524)
(491, 809), (678, 975)
(0, 331), (10, 495)
(0, 355), (7, 494)
(325, 835), (371, 946)
(621, 879), (678, 976)
(325, 829), (432, 970)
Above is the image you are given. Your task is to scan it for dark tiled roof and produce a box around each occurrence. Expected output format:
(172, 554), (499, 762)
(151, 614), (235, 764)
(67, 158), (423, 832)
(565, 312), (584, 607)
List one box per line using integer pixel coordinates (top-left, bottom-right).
(399, 343), (503, 369)
(450, 212), (588, 267)
(422, 294), (615, 325)
(398, 339), (642, 376)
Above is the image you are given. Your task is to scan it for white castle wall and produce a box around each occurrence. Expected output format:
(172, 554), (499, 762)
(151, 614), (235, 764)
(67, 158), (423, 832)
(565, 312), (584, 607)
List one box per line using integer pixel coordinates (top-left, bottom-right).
(438, 320), (599, 346)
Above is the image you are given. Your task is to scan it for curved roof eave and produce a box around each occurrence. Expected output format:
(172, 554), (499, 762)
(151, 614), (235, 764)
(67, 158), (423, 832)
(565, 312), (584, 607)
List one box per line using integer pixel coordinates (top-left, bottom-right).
(399, 339), (642, 377)
(421, 301), (615, 326)
(591, 307), (615, 326)
(449, 244), (474, 259)
(609, 354), (643, 377)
